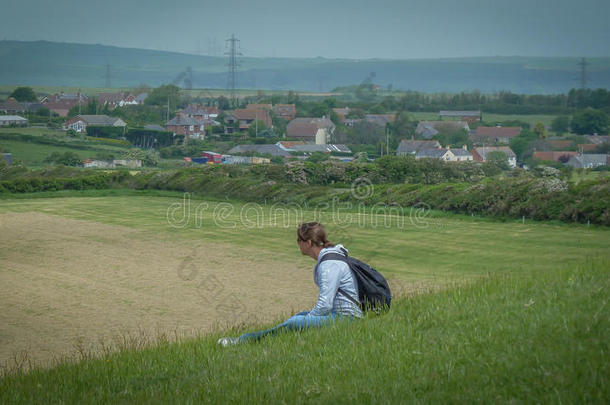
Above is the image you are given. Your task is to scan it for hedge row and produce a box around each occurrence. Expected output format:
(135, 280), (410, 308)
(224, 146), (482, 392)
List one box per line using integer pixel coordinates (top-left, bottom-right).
(0, 171), (129, 193)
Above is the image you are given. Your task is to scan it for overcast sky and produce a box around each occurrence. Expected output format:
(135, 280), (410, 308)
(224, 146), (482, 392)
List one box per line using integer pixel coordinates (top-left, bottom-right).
(1, 0), (609, 59)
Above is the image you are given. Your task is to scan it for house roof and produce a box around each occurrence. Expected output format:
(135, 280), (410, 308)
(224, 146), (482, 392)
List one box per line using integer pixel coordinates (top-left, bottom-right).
(584, 135), (610, 144)
(144, 124), (166, 131)
(568, 154), (608, 166)
(289, 144), (351, 153)
(166, 115), (201, 126)
(547, 140), (574, 150)
(439, 110), (481, 117)
(396, 139), (442, 154)
(0, 99), (27, 112)
(229, 109), (270, 120)
(98, 92), (125, 104)
(286, 117), (335, 137)
(474, 126), (522, 138)
(473, 146), (516, 160)
(365, 114), (396, 126)
(0, 115), (28, 122)
(415, 121), (469, 138)
(416, 148), (448, 159)
(449, 148), (472, 157)
(76, 115), (123, 126)
(533, 151), (578, 161)
(272, 104), (296, 114)
(276, 141), (305, 150)
(227, 144), (291, 157)
(135, 93), (148, 103)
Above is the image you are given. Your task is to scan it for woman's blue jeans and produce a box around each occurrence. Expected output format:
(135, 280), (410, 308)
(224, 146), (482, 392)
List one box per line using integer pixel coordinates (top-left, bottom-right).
(239, 311), (340, 342)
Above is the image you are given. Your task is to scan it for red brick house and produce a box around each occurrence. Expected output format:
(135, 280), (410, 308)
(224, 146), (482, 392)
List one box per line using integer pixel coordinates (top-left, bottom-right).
(166, 114), (205, 140)
(225, 109), (272, 133)
(286, 117), (335, 144)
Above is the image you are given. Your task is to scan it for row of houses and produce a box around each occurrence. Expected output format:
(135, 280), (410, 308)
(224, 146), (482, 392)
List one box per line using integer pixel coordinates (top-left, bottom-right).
(396, 139), (517, 167)
(0, 91), (149, 118)
(415, 120), (522, 144)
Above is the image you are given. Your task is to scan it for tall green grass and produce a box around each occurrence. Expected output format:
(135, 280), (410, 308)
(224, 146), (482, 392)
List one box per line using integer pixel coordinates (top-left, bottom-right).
(1, 259), (607, 403)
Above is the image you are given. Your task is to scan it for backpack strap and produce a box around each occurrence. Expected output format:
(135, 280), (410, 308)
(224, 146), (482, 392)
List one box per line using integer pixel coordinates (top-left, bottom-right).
(319, 252), (360, 307)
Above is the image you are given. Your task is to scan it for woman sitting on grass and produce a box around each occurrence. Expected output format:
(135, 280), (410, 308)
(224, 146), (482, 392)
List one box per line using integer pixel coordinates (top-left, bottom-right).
(218, 222), (362, 346)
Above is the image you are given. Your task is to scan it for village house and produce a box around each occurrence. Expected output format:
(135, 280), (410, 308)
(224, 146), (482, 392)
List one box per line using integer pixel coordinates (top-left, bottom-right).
(286, 117), (335, 144)
(471, 126), (522, 145)
(332, 107), (350, 123)
(439, 110), (482, 122)
(166, 114), (205, 140)
(0, 98), (27, 114)
(396, 139), (442, 156)
(97, 92), (148, 109)
(472, 146), (517, 168)
(415, 121), (470, 139)
(0, 115), (28, 126)
(533, 151), (579, 162)
(565, 154), (608, 169)
(272, 104), (296, 121)
(365, 114), (396, 127)
(182, 104), (219, 120)
(225, 109), (272, 133)
(415, 146), (472, 162)
(42, 91), (89, 117)
(64, 115), (126, 133)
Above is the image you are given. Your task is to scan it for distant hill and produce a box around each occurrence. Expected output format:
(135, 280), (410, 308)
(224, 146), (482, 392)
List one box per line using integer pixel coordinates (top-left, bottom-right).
(1, 40), (609, 94)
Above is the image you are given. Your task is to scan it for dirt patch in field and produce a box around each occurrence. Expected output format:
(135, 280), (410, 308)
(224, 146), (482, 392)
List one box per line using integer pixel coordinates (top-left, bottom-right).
(0, 212), (322, 370)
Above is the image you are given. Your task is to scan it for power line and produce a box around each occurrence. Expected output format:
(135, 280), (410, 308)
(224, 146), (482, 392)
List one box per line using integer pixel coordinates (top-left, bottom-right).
(225, 34), (242, 107)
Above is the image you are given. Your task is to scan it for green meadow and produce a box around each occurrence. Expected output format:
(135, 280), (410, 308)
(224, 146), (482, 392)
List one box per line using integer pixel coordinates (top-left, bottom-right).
(1, 191), (608, 283)
(0, 192), (608, 403)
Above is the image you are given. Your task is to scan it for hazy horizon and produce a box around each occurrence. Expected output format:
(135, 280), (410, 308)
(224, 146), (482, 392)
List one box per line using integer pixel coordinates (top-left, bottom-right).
(1, 0), (609, 59)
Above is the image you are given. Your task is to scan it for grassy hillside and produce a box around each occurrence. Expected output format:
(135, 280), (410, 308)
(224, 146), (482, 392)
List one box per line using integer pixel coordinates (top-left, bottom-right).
(2, 40), (610, 93)
(0, 130), (131, 166)
(1, 253), (607, 403)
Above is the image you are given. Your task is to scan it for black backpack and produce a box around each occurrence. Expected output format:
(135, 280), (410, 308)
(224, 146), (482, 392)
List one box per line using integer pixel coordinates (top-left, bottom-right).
(319, 248), (392, 311)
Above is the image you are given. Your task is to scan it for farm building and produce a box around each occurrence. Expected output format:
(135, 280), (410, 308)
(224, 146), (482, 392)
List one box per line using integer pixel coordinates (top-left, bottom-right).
(286, 117), (335, 144)
(565, 154), (608, 169)
(415, 121), (470, 139)
(396, 139), (442, 155)
(0, 115), (28, 126)
(64, 115), (126, 133)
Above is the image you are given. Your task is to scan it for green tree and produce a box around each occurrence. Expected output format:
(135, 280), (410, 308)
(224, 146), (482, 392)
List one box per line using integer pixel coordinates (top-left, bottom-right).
(44, 151), (82, 166)
(145, 84), (181, 111)
(570, 109), (609, 135)
(9, 86), (37, 102)
(551, 115), (570, 134)
(533, 122), (548, 139)
(248, 120), (267, 138)
(486, 151), (510, 170)
(122, 149), (159, 166)
(306, 152), (330, 163)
